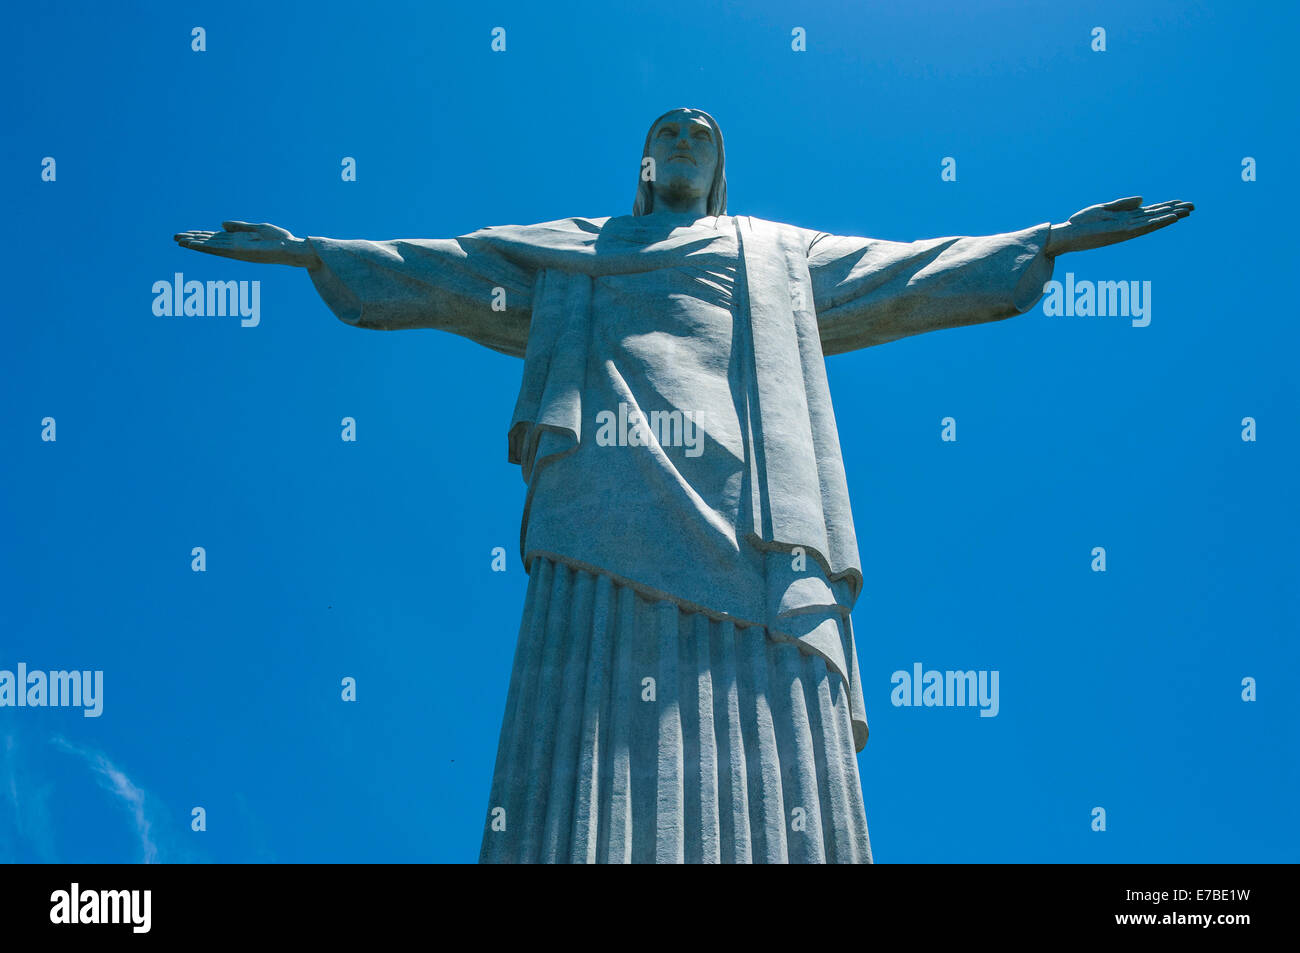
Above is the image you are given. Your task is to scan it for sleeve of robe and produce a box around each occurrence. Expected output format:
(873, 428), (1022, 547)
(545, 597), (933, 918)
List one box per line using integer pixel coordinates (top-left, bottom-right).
(303, 232), (538, 358)
(805, 223), (1056, 355)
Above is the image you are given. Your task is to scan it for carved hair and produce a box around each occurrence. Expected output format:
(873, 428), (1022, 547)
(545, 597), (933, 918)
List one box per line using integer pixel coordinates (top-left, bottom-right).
(633, 108), (727, 217)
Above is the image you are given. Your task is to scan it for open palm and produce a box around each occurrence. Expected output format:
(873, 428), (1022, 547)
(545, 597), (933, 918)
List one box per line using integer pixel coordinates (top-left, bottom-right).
(173, 221), (315, 266)
(1049, 196), (1194, 255)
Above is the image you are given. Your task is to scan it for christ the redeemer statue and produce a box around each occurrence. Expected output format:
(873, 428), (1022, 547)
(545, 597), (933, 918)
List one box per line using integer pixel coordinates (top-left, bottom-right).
(175, 107), (1192, 864)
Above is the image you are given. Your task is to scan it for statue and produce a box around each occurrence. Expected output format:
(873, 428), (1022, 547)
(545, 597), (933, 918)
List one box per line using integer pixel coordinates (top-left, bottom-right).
(175, 107), (1192, 863)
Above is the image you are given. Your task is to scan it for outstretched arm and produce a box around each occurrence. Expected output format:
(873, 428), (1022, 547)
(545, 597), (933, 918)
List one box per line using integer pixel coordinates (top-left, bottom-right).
(808, 220), (1055, 354)
(173, 221), (536, 357)
(808, 195), (1193, 354)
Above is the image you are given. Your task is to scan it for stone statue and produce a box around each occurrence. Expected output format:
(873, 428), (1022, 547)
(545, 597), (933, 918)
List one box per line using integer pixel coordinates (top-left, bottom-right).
(175, 107), (1192, 863)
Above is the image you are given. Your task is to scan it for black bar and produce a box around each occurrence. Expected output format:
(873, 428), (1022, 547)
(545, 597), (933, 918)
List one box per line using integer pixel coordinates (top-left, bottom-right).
(0, 863), (1279, 940)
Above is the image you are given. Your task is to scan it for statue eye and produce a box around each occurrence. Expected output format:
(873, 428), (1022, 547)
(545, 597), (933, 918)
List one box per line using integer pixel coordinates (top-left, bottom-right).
(657, 127), (676, 137)
(693, 130), (710, 140)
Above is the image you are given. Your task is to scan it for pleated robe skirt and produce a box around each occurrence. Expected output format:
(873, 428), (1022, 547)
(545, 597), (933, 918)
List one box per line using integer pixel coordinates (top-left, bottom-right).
(479, 556), (872, 863)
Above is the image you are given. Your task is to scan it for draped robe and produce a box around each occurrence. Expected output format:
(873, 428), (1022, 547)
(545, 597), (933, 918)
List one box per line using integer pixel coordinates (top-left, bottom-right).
(304, 212), (1055, 862)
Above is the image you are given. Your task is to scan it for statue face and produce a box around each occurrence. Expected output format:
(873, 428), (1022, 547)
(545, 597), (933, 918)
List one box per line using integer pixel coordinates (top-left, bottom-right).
(647, 110), (718, 210)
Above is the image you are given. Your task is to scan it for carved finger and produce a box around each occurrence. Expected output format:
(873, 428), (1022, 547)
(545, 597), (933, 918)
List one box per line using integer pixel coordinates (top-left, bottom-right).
(1131, 213), (1181, 236)
(177, 239), (237, 257)
(1143, 200), (1194, 215)
(1102, 195), (1144, 211)
(1138, 206), (1191, 224)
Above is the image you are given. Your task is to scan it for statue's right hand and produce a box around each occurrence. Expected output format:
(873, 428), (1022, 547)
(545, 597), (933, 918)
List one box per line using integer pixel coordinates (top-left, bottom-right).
(173, 221), (317, 267)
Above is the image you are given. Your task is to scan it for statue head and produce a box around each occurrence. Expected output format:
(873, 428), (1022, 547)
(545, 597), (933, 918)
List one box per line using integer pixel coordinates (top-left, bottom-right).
(633, 107), (727, 217)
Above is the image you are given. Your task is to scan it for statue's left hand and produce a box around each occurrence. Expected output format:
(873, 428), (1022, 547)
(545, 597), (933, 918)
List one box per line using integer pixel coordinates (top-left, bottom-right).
(173, 221), (319, 267)
(1046, 196), (1194, 256)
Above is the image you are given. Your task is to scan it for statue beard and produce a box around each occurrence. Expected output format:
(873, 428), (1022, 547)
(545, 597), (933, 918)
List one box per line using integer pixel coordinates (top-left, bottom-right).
(653, 174), (706, 209)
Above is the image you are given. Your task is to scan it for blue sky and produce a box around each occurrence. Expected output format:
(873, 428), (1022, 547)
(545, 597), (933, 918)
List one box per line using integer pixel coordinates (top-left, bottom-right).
(1, 0), (1295, 862)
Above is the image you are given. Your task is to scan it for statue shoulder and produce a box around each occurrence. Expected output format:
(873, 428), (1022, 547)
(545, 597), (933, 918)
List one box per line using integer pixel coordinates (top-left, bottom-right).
(523, 216), (610, 236)
(733, 215), (828, 255)
(462, 216), (608, 253)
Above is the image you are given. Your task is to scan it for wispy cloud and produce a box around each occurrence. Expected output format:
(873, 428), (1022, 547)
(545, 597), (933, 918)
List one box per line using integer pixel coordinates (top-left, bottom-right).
(52, 736), (159, 863)
(0, 731), (57, 862)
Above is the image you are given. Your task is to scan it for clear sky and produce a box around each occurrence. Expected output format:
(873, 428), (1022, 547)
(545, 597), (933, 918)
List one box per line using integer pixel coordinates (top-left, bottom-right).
(2, 0), (1295, 863)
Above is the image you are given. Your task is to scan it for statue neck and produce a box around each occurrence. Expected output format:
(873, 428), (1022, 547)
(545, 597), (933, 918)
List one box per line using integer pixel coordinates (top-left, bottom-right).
(651, 190), (708, 217)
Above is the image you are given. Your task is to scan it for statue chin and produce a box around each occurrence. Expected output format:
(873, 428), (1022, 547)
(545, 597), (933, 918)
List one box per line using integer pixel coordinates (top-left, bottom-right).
(653, 181), (705, 207)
